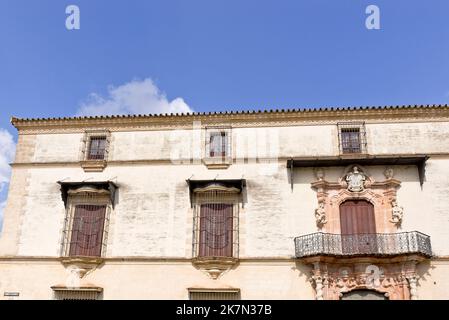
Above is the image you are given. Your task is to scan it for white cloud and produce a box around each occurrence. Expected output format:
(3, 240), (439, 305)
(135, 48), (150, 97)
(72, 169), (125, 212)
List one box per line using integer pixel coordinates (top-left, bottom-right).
(0, 201), (5, 231)
(76, 78), (194, 116)
(0, 129), (15, 193)
(0, 129), (15, 233)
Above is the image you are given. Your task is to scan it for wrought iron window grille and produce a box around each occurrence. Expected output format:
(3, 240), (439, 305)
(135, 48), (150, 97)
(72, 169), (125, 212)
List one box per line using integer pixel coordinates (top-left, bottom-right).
(337, 122), (367, 154)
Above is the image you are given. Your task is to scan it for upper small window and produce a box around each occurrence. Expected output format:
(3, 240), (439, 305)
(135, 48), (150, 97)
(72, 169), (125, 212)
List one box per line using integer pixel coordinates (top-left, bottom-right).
(81, 130), (110, 172)
(204, 127), (232, 169)
(338, 122), (367, 154)
(87, 136), (107, 160)
(341, 128), (361, 153)
(209, 131), (228, 158)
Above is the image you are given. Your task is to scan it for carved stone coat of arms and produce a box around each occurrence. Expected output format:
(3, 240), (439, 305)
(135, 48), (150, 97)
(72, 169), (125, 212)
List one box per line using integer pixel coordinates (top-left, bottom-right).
(345, 166), (366, 192)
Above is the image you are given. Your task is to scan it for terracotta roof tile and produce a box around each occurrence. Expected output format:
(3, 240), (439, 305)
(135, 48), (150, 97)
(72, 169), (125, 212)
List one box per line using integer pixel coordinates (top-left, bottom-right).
(10, 104), (449, 125)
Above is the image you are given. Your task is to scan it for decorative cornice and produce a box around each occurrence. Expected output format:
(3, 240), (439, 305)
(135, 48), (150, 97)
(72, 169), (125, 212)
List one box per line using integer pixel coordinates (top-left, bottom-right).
(0, 256), (296, 263)
(9, 153), (449, 168)
(10, 104), (449, 134)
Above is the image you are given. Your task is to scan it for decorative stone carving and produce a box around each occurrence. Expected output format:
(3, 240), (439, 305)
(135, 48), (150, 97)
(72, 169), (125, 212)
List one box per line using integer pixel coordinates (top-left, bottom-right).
(345, 166), (366, 192)
(311, 165), (401, 234)
(390, 200), (404, 225)
(406, 275), (418, 300)
(384, 167), (394, 179)
(315, 202), (327, 228)
(312, 275), (325, 300)
(192, 257), (238, 280)
(314, 168), (325, 181)
(307, 260), (419, 300)
(365, 265), (382, 289)
(305, 165), (426, 300)
(60, 257), (104, 280)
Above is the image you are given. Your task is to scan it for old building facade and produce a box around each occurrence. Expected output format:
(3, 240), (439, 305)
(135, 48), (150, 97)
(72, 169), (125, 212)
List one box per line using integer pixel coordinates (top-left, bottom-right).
(0, 105), (448, 300)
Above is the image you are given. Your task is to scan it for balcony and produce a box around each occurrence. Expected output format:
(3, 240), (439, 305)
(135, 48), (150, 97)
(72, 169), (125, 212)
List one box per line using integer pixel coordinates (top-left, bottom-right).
(294, 231), (432, 259)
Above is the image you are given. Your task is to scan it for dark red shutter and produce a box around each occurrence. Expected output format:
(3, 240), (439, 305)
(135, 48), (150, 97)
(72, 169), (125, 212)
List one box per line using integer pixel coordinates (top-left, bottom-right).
(221, 132), (227, 157)
(209, 135), (215, 157)
(199, 204), (233, 257)
(340, 200), (376, 254)
(69, 205), (106, 257)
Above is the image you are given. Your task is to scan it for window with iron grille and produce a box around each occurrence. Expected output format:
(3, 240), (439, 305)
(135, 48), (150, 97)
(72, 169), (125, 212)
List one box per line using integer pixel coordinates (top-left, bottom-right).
(189, 289), (241, 300)
(337, 122), (367, 154)
(199, 203), (233, 257)
(69, 204), (106, 257)
(61, 188), (112, 258)
(53, 288), (102, 300)
(209, 131), (228, 157)
(193, 187), (240, 258)
(87, 136), (107, 160)
(81, 130), (111, 163)
(205, 127), (232, 160)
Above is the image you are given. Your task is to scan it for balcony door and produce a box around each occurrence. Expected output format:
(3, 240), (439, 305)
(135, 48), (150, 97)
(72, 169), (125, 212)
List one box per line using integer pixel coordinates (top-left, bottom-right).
(340, 200), (377, 255)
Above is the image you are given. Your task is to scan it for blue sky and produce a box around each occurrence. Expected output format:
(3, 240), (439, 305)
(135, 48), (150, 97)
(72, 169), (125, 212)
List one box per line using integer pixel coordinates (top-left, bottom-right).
(0, 0), (449, 229)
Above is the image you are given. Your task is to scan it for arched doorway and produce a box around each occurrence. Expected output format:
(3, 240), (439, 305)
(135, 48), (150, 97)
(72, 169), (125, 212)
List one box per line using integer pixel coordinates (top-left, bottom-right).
(340, 200), (377, 254)
(341, 290), (387, 300)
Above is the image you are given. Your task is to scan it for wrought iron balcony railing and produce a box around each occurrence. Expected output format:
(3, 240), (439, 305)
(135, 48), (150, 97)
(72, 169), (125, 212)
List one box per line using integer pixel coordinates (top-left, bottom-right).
(294, 231), (432, 258)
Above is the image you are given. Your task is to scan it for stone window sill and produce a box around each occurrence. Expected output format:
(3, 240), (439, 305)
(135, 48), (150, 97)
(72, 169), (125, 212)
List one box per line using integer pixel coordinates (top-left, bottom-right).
(203, 157), (232, 169)
(80, 160), (107, 172)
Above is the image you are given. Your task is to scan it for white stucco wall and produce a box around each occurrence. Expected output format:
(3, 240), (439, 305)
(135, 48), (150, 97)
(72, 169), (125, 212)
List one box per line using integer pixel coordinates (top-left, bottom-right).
(14, 121), (449, 164)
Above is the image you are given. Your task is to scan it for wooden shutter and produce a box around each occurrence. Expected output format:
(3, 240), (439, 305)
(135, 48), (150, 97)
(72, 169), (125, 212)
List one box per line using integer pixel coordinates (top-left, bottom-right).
(221, 132), (227, 157)
(340, 200), (376, 235)
(199, 204), (233, 257)
(69, 205), (106, 257)
(209, 134), (216, 157)
(340, 200), (376, 254)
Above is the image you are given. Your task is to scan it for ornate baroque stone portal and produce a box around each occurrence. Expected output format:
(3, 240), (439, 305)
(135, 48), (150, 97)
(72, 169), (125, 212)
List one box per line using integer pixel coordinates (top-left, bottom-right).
(311, 165), (403, 234)
(306, 165), (422, 300)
